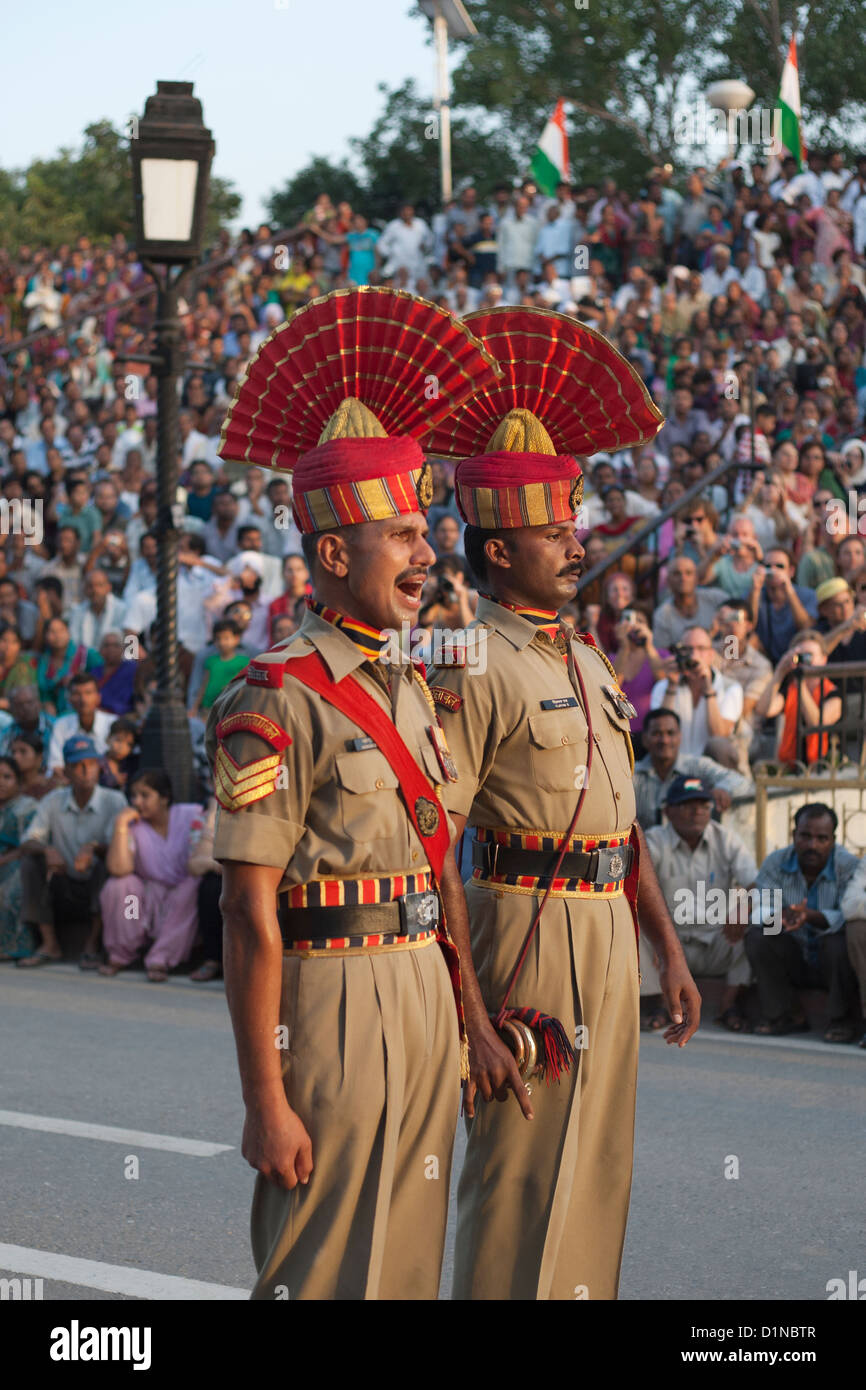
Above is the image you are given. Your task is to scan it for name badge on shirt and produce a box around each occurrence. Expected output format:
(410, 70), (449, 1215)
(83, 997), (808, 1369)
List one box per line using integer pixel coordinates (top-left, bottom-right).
(349, 736), (377, 752)
(427, 724), (458, 782)
(541, 696), (579, 710)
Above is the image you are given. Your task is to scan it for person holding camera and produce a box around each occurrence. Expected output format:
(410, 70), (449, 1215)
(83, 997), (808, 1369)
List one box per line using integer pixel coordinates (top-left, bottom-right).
(698, 515), (763, 600)
(752, 631), (841, 768)
(650, 625), (745, 767)
(652, 554), (727, 650)
(416, 557), (475, 634)
(609, 608), (669, 748)
(750, 545), (818, 664)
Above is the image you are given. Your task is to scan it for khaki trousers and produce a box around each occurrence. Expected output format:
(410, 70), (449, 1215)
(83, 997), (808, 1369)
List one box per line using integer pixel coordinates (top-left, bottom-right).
(250, 938), (461, 1300)
(453, 883), (639, 1301)
(639, 928), (751, 996)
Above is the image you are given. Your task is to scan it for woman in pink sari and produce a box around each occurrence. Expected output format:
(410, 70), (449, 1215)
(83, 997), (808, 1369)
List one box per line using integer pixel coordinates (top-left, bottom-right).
(807, 190), (853, 267)
(98, 770), (203, 982)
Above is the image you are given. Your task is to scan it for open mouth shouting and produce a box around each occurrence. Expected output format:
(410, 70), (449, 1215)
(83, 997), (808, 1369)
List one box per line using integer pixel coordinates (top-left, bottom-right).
(395, 570), (427, 612)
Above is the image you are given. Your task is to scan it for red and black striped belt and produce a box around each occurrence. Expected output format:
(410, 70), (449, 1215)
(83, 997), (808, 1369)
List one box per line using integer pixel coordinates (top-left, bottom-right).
(472, 839), (633, 885)
(277, 890), (440, 946)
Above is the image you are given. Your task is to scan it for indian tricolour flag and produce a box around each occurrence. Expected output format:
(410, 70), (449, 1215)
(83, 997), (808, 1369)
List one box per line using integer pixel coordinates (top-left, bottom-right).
(774, 35), (806, 171)
(530, 99), (570, 195)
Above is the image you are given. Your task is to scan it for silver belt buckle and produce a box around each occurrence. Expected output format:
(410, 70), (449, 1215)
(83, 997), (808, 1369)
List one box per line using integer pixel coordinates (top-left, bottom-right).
(595, 846), (628, 885)
(398, 890), (440, 934)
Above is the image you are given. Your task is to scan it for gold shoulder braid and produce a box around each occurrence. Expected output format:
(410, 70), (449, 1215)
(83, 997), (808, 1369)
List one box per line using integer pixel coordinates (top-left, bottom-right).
(573, 632), (635, 774)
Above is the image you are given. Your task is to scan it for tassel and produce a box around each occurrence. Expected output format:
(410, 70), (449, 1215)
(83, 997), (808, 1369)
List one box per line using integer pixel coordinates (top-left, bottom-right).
(459, 1036), (471, 1083)
(499, 1006), (575, 1084)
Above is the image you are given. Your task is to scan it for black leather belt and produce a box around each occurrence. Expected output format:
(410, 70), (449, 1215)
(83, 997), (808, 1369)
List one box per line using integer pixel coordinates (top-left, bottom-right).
(472, 840), (633, 885)
(277, 890), (440, 945)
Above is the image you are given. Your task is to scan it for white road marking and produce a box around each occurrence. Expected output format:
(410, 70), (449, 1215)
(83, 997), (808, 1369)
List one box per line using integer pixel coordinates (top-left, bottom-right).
(0, 1110), (233, 1157)
(0, 1244), (248, 1300)
(645, 1028), (862, 1056)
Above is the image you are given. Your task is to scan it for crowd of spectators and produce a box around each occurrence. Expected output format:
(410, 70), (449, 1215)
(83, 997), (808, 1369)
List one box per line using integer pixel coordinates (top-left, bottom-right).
(2, 149), (866, 1042)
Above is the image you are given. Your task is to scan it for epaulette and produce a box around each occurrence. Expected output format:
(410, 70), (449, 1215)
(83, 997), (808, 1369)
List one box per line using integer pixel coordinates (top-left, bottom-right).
(245, 657), (287, 689)
(433, 646), (467, 668)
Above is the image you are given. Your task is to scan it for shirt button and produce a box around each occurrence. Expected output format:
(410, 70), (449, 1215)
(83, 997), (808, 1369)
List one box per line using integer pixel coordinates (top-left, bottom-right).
(561, 735), (569, 745)
(411, 850), (418, 861)
(616, 791), (622, 799)
(375, 778), (384, 789)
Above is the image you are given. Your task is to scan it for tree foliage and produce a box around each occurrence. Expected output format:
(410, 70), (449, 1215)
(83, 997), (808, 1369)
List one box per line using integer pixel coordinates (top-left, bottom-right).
(0, 121), (240, 255)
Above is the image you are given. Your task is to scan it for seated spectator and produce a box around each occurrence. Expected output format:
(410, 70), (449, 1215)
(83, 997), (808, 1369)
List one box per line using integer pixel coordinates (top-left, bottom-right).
(753, 630), (842, 768)
(56, 477), (101, 553)
(698, 516), (763, 600)
(94, 631), (137, 715)
(432, 513), (463, 559)
(652, 556), (727, 650)
(184, 459), (218, 522)
(0, 625), (36, 708)
(17, 735), (127, 968)
(594, 571), (636, 652)
(0, 577), (38, 646)
(750, 546), (818, 664)
(201, 488), (241, 564)
(121, 530), (159, 605)
(270, 614), (296, 645)
(633, 708), (752, 827)
(98, 719), (138, 791)
(593, 485), (648, 578)
(737, 469), (803, 553)
(9, 732), (53, 800)
(0, 685), (54, 764)
(839, 862), (866, 1048)
(188, 619), (250, 717)
(98, 770), (203, 983)
(187, 797), (223, 983)
(39, 526), (86, 609)
(47, 672), (115, 774)
(68, 569), (127, 650)
(814, 577), (866, 663)
(711, 603), (773, 759)
(673, 497), (719, 570)
(639, 774), (758, 1033)
(35, 617), (103, 716)
(417, 558), (476, 637)
(746, 803), (860, 1040)
(796, 488), (840, 589)
(836, 534), (866, 587)
(649, 626), (746, 768)
(84, 530), (131, 599)
(0, 755), (38, 962)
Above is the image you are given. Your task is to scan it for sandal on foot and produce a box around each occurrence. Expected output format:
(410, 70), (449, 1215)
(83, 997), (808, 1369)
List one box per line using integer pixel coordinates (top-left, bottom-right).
(16, 951), (62, 968)
(190, 960), (222, 982)
(79, 952), (103, 972)
(823, 1022), (856, 1044)
(754, 1014), (810, 1036)
(147, 967), (169, 983)
(98, 961), (128, 977)
(716, 1006), (751, 1033)
(641, 1008), (668, 1031)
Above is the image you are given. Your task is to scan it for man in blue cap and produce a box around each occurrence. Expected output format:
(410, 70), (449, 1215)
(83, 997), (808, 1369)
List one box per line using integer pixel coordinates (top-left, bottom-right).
(18, 735), (127, 968)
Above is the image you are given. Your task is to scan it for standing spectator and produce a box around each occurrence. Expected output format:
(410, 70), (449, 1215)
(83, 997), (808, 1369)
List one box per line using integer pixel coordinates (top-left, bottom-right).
(201, 489), (241, 564)
(496, 194), (539, 285)
(267, 553), (310, 640)
(345, 213), (380, 286)
(188, 620), (250, 717)
(0, 756), (38, 962)
(639, 775), (757, 1032)
(98, 770), (203, 982)
(17, 736), (126, 969)
(56, 478), (101, 554)
(183, 460), (218, 521)
(746, 803), (860, 1040)
(377, 204), (433, 290)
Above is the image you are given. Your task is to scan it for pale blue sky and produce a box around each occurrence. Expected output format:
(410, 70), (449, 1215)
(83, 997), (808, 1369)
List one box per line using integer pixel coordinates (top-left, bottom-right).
(3, 0), (445, 226)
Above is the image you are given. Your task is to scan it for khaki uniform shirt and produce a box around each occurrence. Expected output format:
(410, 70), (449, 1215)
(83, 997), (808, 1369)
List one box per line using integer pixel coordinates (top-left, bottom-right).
(427, 597), (635, 838)
(206, 607), (450, 886)
(644, 818), (758, 940)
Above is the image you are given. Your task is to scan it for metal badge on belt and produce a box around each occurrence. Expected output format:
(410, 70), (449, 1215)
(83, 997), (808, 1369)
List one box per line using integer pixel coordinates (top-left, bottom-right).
(602, 683), (637, 720)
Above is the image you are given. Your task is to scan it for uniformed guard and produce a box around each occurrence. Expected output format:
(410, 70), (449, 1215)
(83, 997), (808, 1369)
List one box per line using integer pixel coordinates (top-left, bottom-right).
(206, 287), (529, 1301)
(424, 306), (703, 1301)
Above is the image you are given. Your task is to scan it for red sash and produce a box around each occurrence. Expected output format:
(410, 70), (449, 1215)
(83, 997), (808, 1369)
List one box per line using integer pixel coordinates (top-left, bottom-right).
(280, 650), (468, 1075)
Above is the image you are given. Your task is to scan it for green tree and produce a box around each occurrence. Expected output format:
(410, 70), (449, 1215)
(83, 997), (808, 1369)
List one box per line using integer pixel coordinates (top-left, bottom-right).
(0, 120), (240, 256)
(266, 155), (366, 230)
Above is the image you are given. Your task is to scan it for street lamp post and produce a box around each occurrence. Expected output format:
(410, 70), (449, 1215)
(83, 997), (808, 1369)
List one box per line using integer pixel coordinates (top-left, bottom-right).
(419, 0), (477, 206)
(129, 81), (214, 801)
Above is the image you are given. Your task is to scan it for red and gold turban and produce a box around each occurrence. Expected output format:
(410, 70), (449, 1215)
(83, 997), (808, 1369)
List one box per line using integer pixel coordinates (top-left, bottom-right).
(217, 286), (501, 534)
(421, 306), (665, 530)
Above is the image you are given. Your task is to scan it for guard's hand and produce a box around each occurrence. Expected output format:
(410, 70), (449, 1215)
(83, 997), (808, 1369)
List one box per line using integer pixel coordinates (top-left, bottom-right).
(242, 1099), (314, 1190)
(465, 1020), (534, 1121)
(657, 957), (701, 1047)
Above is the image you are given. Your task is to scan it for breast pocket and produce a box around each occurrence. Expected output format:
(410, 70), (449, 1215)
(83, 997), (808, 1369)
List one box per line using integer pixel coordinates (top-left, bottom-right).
(527, 710), (589, 793)
(335, 749), (401, 841)
(600, 703), (635, 782)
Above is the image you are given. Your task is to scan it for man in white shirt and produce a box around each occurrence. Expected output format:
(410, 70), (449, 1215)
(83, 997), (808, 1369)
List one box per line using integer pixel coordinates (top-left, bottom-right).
(650, 625), (745, 768)
(701, 244), (738, 297)
(496, 195), (539, 285)
(47, 674), (115, 774)
(377, 204), (433, 291)
(68, 570), (127, 650)
(732, 247), (766, 301)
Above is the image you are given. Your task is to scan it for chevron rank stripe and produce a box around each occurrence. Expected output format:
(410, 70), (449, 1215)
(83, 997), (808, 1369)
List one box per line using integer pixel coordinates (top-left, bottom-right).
(214, 745), (283, 812)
